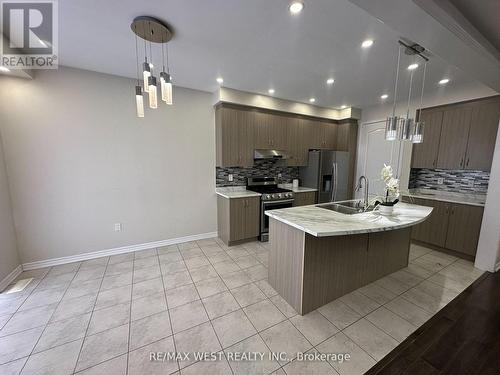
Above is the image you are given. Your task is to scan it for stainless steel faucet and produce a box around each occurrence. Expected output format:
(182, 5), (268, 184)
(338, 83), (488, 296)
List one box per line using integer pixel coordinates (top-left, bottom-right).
(355, 175), (369, 210)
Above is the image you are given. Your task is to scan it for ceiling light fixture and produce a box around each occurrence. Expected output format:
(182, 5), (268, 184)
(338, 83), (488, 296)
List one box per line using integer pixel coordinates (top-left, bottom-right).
(438, 78), (449, 85)
(386, 40), (429, 147)
(380, 94), (389, 99)
(289, 1), (304, 14)
(361, 39), (373, 48)
(131, 16), (174, 117)
(216, 77), (224, 84)
(0, 66), (10, 72)
(309, 98), (316, 103)
(268, 89), (275, 94)
(326, 78), (334, 85)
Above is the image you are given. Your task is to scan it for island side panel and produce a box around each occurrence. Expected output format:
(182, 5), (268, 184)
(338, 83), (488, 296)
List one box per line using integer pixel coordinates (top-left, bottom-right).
(268, 218), (306, 314)
(302, 233), (369, 314)
(364, 228), (411, 282)
(301, 227), (412, 314)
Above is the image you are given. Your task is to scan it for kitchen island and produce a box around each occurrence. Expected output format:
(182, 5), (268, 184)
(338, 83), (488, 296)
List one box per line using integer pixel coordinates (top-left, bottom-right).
(265, 202), (432, 315)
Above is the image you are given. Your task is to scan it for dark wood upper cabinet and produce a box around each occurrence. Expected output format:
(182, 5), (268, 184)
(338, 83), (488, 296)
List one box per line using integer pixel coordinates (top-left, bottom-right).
(465, 96), (500, 171)
(437, 105), (472, 169)
(216, 106), (254, 167)
(411, 96), (499, 171)
(412, 110), (443, 168)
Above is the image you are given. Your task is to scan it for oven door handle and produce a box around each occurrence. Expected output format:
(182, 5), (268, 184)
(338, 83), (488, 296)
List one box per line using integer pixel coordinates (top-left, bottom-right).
(262, 199), (295, 206)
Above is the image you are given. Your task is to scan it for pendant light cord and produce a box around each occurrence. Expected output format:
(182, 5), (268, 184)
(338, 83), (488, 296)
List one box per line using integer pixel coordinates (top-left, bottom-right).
(161, 32), (165, 72)
(406, 69), (414, 118)
(134, 26), (140, 85)
(418, 62), (427, 121)
(391, 45), (402, 117)
(166, 44), (170, 74)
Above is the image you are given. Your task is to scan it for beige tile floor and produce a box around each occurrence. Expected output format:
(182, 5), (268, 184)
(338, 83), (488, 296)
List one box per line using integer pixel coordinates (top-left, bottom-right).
(0, 239), (484, 375)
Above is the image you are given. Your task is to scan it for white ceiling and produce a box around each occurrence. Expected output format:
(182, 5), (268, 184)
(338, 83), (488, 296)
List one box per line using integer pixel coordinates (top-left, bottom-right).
(53, 0), (495, 109)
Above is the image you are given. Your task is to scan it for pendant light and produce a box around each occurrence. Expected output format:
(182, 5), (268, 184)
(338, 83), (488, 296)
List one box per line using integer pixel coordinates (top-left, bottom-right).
(133, 25), (144, 118)
(148, 75), (158, 109)
(412, 62), (427, 143)
(385, 45), (401, 141)
(131, 16), (174, 117)
(160, 37), (173, 105)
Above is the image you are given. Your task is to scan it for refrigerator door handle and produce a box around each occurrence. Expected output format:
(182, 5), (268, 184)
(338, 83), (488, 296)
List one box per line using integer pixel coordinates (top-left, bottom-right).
(330, 162), (338, 202)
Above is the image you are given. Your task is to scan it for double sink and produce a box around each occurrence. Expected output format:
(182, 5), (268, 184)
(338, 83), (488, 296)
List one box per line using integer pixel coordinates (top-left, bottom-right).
(317, 200), (375, 215)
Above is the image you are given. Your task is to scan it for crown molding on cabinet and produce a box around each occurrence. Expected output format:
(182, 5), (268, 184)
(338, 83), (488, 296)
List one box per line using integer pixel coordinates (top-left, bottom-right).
(214, 87), (361, 121)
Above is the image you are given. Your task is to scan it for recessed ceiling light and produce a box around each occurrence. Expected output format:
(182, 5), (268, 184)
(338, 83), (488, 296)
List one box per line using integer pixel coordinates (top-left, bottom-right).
(309, 98), (316, 103)
(407, 63), (419, 70)
(340, 105), (347, 109)
(268, 89), (275, 94)
(216, 77), (224, 84)
(0, 66), (10, 72)
(289, 1), (304, 14)
(438, 78), (450, 85)
(380, 94), (389, 99)
(361, 39), (374, 48)
(326, 78), (335, 85)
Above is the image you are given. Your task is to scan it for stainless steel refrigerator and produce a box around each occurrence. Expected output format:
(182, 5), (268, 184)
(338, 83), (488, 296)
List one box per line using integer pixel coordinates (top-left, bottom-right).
(299, 150), (349, 203)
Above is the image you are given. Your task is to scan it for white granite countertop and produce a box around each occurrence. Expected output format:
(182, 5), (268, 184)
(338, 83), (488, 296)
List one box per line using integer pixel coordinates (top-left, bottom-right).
(403, 189), (486, 207)
(216, 186), (261, 199)
(278, 183), (318, 193)
(265, 202), (432, 237)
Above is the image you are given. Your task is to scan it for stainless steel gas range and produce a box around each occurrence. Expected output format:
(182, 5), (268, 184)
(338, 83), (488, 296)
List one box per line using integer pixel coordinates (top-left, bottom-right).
(246, 177), (294, 242)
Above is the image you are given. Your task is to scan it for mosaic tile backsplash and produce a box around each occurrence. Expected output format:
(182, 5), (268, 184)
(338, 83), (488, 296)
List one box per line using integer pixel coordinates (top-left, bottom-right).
(216, 160), (299, 186)
(409, 168), (490, 194)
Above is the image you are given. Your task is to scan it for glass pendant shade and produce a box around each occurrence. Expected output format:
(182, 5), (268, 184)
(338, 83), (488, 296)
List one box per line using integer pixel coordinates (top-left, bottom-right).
(135, 86), (144, 118)
(399, 117), (413, 141)
(385, 116), (398, 141)
(142, 62), (151, 92)
(148, 76), (158, 109)
(412, 121), (425, 143)
(160, 72), (173, 105)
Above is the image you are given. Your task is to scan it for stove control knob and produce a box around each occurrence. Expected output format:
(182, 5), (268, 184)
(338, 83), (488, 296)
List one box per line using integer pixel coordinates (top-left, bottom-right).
(287, 193), (293, 198)
(271, 194), (278, 199)
(265, 194), (272, 200)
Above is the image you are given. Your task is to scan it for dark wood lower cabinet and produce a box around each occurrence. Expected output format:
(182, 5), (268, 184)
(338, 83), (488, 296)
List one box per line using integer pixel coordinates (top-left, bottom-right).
(217, 196), (260, 245)
(293, 191), (317, 206)
(409, 197), (449, 248)
(445, 204), (484, 256)
(403, 196), (484, 257)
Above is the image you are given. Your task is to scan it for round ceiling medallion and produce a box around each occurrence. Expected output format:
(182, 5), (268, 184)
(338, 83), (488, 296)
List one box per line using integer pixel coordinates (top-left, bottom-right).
(131, 16), (173, 43)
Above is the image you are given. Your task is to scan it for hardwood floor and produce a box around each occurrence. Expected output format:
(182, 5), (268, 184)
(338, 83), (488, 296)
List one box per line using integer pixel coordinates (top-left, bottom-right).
(366, 270), (500, 375)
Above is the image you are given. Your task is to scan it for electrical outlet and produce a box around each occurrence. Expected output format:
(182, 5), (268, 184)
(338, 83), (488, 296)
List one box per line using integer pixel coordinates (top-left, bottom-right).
(437, 178), (444, 185)
(278, 173), (282, 178)
(114, 223), (122, 232)
(228, 174), (233, 182)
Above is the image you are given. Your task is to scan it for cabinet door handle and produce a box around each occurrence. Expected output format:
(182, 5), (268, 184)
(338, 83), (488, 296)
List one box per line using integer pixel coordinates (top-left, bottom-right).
(466, 157), (470, 167)
(460, 158), (464, 168)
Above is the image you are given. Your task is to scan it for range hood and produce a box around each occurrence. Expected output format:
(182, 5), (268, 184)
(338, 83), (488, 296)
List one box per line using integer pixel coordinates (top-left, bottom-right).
(254, 149), (290, 160)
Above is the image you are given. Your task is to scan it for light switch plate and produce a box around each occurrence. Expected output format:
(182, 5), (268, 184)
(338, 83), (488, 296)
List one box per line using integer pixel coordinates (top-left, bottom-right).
(437, 178), (444, 185)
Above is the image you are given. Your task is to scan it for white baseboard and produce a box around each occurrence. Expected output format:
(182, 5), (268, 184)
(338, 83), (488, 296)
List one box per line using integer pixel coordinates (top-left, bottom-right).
(0, 265), (23, 292)
(22, 231), (218, 271)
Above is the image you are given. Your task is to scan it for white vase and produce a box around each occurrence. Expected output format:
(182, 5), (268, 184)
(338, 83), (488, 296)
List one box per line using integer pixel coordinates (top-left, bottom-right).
(379, 205), (394, 215)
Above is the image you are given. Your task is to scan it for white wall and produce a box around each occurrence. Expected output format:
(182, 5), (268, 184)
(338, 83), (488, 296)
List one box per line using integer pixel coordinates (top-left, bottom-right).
(356, 82), (498, 193)
(0, 67), (216, 264)
(475, 123), (500, 272)
(0, 129), (20, 283)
